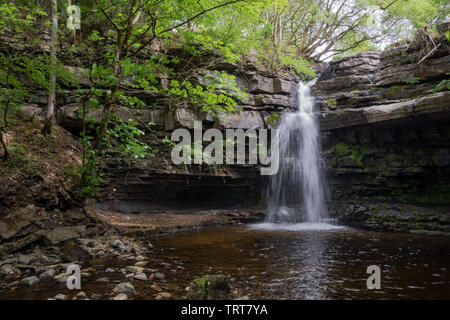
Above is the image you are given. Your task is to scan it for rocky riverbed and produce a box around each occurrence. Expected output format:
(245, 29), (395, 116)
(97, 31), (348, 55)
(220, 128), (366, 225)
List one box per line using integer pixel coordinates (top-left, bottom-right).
(0, 204), (262, 300)
(1, 224), (449, 300)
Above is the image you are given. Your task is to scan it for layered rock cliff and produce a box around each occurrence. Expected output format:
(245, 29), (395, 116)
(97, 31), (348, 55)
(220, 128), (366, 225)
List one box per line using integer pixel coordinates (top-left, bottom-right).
(314, 24), (450, 233)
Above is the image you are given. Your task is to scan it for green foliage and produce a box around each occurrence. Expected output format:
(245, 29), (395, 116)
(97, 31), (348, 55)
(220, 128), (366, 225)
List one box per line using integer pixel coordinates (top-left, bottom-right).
(168, 71), (246, 117)
(428, 74), (450, 94)
(404, 77), (420, 84)
(266, 113), (280, 126)
(279, 55), (316, 79)
(198, 277), (209, 299)
(0, 143), (41, 175)
(107, 118), (151, 159)
(327, 98), (337, 107)
(74, 149), (106, 199)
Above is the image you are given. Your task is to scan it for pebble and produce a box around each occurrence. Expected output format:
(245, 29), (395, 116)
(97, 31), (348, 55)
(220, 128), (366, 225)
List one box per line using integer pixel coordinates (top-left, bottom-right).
(134, 261), (148, 267)
(96, 277), (109, 283)
(105, 268), (115, 273)
(18, 255), (34, 265)
(151, 284), (162, 292)
(76, 291), (88, 299)
(112, 282), (136, 296)
(134, 272), (147, 281)
(126, 266), (145, 273)
(54, 294), (67, 300)
(90, 294), (102, 300)
(156, 292), (172, 300)
(6, 281), (20, 288)
(21, 276), (40, 287)
(113, 293), (128, 300)
(154, 272), (165, 281)
(119, 245), (133, 253)
(135, 255), (146, 261)
(39, 269), (56, 280)
(110, 240), (124, 248)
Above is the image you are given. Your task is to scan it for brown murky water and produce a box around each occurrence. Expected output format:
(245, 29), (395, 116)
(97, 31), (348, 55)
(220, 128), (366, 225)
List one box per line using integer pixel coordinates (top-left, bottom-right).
(148, 224), (450, 299)
(1, 225), (449, 300)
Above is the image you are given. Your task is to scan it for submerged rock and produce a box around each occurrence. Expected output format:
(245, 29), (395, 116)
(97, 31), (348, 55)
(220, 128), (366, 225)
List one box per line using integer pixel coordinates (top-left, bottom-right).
(187, 275), (232, 300)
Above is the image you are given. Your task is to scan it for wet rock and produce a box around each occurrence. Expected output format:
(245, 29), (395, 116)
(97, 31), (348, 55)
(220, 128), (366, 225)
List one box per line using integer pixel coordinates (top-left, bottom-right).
(118, 245), (133, 253)
(39, 269), (56, 280)
(126, 266), (145, 273)
(151, 284), (162, 292)
(154, 272), (165, 281)
(135, 261), (148, 267)
(155, 292), (172, 300)
(0, 264), (20, 277)
(134, 272), (147, 281)
(17, 255), (34, 265)
(110, 239), (124, 248)
(112, 282), (136, 296)
(187, 275), (232, 300)
(113, 294), (128, 300)
(54, 294), (67, 300)
(6, 281), (20, 288)
(21, 276), (40, 287)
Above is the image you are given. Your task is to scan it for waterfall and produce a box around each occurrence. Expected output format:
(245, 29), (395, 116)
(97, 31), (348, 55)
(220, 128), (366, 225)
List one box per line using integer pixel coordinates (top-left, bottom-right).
(266, 81), (329, 223)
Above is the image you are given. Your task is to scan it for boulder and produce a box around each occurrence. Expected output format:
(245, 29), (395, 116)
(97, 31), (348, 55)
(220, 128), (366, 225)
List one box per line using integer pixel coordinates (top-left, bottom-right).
(18, 104), (43, 120)
(0, 205), (34, 241)
(42, 226), (81, 245)
(21, 276), (40, 287)
(60, 242), (92, 262)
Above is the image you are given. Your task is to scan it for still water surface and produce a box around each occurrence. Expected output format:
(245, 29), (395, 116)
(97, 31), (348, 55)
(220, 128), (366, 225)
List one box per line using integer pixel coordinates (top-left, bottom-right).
(1, 224), (448, 300)
(149, 224), (450, 299)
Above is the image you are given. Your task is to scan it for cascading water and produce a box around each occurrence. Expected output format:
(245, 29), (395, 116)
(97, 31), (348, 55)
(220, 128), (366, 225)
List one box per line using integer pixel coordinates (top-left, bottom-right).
(265, 80), (329, 224)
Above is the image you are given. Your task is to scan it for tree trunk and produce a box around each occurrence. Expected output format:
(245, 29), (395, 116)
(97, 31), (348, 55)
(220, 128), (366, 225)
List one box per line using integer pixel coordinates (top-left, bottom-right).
(43, 0), (58, 136)
(93, 31), (123, 150)
(0, 131), (9, 161)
